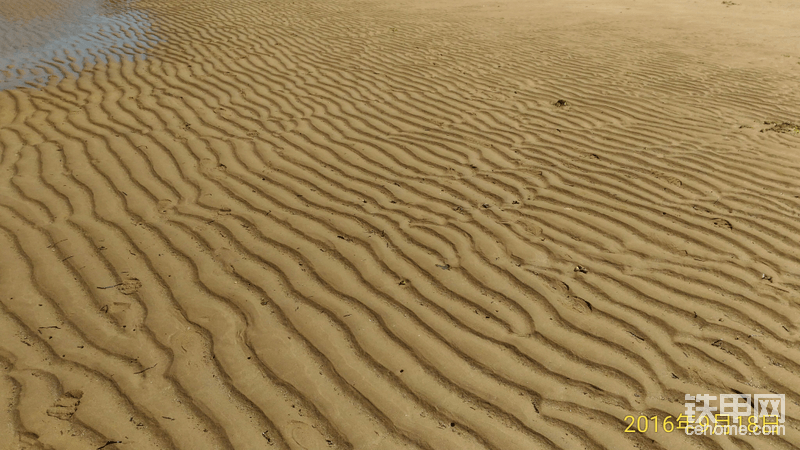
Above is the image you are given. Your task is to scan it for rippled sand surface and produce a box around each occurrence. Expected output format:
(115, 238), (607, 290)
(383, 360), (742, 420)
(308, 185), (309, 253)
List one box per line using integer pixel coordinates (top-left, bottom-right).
(2, 0), (800, 448)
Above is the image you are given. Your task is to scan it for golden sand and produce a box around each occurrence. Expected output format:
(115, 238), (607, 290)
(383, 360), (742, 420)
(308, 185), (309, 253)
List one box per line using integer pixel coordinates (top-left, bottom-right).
(1, 0), (800, 448)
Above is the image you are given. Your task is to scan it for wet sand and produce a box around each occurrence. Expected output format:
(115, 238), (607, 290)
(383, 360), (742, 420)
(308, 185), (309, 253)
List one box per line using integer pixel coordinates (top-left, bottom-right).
(1, 0), (800, 448)
(0, 0), (156, 90)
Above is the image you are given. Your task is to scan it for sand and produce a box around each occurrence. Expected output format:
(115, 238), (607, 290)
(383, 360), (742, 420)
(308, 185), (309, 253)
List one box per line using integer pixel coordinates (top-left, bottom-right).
(1, 0), (800, 448)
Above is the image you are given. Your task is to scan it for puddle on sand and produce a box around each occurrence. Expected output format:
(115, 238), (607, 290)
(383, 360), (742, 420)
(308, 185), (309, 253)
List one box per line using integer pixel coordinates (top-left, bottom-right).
(0, 0), (159, 90)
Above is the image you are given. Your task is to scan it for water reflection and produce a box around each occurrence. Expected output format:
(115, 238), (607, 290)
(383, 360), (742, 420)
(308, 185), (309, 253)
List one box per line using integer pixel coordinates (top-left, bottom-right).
(0, 0), (158, 90)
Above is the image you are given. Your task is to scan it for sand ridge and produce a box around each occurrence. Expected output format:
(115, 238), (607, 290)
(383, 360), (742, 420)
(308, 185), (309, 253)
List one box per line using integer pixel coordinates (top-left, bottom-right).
(1, 0), (800, 448)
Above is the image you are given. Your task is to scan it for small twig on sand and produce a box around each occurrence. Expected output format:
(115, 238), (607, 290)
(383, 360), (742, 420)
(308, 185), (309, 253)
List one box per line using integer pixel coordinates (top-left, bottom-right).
(47, 239), (68, 249)
(134, 364), (157, 375)
(37, 326), (60, 334)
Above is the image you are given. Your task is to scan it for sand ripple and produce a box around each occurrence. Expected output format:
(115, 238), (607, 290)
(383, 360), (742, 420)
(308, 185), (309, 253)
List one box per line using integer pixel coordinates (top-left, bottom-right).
(2, 0), (800, 448)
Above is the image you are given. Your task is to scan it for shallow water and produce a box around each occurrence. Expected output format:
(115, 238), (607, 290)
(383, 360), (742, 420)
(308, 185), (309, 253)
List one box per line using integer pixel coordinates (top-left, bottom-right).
(0, 0), (158, 90)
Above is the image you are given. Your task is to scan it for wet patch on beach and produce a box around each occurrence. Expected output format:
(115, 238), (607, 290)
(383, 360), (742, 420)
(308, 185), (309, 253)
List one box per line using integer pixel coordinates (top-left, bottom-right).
(0, 0), (159, 90)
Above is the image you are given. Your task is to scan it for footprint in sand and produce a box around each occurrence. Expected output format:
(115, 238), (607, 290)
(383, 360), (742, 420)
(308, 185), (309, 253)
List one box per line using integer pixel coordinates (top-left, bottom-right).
(712, 218), (733, 230)
(199, 158), (228, 180)
(46, 390), (82, 420)
(288, 421), (331, 450)
(157, 199), (175, 214)
(117, 278), (143, 295)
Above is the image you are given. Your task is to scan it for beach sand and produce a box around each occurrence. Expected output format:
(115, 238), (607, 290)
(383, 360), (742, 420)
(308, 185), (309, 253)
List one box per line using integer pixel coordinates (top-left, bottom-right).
(1, 0), (800, 448)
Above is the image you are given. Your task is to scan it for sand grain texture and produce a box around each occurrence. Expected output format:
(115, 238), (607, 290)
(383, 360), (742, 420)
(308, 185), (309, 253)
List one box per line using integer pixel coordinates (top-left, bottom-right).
(2, 0), (800, 449)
